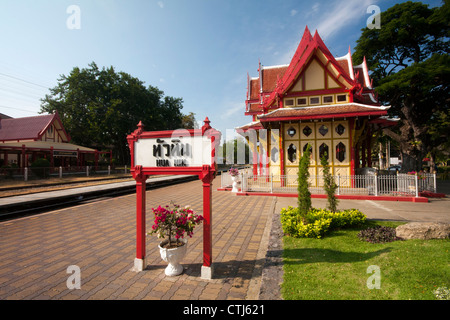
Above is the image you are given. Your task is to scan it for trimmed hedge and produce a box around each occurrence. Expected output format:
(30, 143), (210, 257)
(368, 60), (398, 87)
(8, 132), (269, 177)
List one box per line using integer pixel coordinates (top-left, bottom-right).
(281, 206), (367, 239)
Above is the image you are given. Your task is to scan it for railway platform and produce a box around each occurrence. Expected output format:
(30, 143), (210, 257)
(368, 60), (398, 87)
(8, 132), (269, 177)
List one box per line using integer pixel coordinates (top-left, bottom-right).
(0, 179), (276, 301)
(0, 178), (448, 304)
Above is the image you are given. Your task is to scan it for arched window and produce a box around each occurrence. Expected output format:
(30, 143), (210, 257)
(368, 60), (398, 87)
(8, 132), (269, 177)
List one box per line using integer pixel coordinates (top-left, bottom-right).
(319, 143), (329, 160)
(287, 144), (297, 163)
(336, 142), (346, 162)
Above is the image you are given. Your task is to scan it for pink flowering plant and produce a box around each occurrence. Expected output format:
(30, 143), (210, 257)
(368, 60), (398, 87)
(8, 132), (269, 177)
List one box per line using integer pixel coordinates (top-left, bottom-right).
(407, 171), (426, 180)
(148, 203), (203, 248)
(228, 167), (239, 177)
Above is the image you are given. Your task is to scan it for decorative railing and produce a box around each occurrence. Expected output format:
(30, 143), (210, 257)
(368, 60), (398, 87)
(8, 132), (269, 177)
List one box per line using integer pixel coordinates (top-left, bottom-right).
(221, 170), (436, 197)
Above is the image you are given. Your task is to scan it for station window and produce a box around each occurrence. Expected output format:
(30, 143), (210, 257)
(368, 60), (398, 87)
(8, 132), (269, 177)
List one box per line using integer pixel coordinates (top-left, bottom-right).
(285, 99), (294, 107)
(309, 97), (320, 105)
(323, 96), (333, 104)
(297, 98), (307, 106)
(336, 94), (347, 102)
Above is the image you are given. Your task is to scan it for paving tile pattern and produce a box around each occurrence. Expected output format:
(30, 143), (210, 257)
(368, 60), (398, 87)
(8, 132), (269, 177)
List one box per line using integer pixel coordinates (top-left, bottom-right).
(0, 180), (274, 300)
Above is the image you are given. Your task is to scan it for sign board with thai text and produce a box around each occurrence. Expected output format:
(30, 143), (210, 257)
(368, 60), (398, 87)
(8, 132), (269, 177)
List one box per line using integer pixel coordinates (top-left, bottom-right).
(133, 133), (212, 168)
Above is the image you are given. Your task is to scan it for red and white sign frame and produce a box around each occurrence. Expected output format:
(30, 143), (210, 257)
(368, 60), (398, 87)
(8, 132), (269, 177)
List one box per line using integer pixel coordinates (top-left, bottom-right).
(127, 117), (221, 279)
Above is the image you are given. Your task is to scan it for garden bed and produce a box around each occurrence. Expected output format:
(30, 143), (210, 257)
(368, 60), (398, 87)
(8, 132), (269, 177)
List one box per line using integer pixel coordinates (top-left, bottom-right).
(282, 220), (450, 300)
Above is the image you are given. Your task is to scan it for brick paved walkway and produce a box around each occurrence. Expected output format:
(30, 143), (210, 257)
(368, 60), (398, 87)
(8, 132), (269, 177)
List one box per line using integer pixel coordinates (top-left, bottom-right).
(0, 180), (275, 300)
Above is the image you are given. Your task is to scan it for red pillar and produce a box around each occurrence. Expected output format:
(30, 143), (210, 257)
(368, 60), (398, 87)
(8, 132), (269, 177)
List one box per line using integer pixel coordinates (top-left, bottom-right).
(361, 140), (367, 168)
(349, 119), (355, 188)
(200, 165), (214, 279)
(367, 127), (372, 167)
(280, 124), (285, 187)
(133, 166), (148, 271)
(95, 150), (99, 170)
(21, 145), (26, 169)
(50, 146), (54, 168)
(202, 179), (212, 267)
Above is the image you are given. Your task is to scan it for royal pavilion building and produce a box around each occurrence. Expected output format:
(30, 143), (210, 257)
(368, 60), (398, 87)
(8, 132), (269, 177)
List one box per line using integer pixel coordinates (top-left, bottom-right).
(235, 27), (397, 189)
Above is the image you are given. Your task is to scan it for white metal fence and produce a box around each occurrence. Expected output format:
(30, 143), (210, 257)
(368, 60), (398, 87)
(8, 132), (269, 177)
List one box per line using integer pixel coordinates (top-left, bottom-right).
(221, 170), (436, 197)
(0, 165), (131, 182)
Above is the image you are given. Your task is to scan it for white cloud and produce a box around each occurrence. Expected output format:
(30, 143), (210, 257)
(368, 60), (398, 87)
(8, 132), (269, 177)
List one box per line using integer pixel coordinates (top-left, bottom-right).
(314, 0), (375, 40)
(157, 1), (164, 9)
(220, 102), (243, 120)
(311, 3), (320, 15)
(290, 9), (298, 17)
(275, 0), (378, 65)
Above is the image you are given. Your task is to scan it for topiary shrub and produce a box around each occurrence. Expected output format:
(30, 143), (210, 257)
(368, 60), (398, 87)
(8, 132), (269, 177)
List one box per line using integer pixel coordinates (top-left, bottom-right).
(297, 143), (312, 223)
(357, 226), (402, 243)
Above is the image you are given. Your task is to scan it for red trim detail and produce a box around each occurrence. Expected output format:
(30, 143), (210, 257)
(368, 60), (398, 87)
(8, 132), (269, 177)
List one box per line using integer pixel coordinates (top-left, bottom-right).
(284, 88), (348, 97)
(233, 192), (428, 202)
(349, 118), (355, 178)
(259, 111), (387, 123)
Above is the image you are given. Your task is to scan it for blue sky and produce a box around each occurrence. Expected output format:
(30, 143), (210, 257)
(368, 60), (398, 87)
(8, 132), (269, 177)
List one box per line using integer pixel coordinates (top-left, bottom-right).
(0, 0), (442, 141)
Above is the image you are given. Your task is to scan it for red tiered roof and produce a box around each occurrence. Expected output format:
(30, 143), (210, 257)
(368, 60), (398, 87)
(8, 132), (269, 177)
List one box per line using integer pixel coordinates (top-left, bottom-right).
(245, 26), (381, 118)
(258, 103), (389, 122)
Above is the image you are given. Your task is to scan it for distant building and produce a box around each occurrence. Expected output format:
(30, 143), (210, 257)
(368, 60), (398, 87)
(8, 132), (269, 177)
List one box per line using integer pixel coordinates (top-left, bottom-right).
(0, 111), (110, 168)
(236, 27), (397, 185)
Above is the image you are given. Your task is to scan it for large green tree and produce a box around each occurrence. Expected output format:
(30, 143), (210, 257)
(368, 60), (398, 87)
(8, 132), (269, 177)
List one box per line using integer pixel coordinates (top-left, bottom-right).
(40, 62), (185, 164)
(353, 1), (449, 172)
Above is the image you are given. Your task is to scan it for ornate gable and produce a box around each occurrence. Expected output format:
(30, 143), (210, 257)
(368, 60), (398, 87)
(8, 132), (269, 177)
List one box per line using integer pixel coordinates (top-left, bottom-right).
(244, 26), (379, 116)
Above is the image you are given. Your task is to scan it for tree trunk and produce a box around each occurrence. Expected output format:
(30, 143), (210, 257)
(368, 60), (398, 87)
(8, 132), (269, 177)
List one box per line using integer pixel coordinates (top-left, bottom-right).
(400, 152), (421, 173)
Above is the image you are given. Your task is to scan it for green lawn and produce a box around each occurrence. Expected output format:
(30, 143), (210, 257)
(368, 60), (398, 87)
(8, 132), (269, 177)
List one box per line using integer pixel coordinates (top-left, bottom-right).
(282, 221), (450, 300)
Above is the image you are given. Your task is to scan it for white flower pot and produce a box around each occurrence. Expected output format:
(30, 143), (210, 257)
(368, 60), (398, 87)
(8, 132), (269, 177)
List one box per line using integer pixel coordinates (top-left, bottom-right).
(231, 176), (239, 192)
(158, 238), (188, 276)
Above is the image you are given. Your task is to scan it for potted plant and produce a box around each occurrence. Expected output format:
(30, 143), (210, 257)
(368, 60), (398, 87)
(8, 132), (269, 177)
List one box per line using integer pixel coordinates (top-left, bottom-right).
(148, 203), (203, 276)
(228, 167), (240, 192)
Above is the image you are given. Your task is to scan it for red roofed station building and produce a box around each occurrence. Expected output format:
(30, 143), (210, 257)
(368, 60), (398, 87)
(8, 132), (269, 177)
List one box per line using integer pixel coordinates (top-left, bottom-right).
(237, 27), (396, 186)
(0, 112), (110, 169)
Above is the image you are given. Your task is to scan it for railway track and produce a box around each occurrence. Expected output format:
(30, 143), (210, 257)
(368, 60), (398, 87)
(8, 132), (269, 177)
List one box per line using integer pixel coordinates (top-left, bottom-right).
(0, 175), (198, 221)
